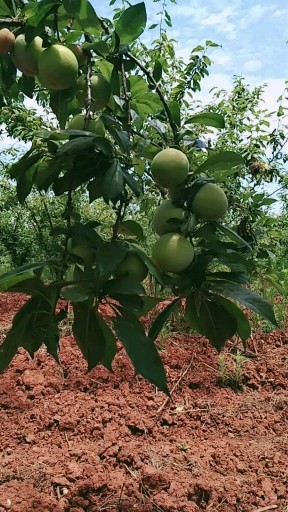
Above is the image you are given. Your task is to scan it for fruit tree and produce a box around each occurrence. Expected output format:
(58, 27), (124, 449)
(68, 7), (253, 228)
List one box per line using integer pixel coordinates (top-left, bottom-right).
(0, 0), (279, 394)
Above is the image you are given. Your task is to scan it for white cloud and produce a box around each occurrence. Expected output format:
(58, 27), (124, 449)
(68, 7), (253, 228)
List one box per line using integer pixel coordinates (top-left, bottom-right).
(239, 4), (273, 28)
(242, 59), (264, 73)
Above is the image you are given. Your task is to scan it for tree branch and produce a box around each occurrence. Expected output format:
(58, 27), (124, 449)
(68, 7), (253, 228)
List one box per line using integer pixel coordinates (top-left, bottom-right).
(121, 60), (132, 134)
(0, 17), (24, 27)
(96, 15), (178, 141)
(127, 51), (178, 142)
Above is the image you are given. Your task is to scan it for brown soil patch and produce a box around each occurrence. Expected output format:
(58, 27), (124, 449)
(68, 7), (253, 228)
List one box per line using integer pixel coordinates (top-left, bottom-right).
(0, 293), (287, 511)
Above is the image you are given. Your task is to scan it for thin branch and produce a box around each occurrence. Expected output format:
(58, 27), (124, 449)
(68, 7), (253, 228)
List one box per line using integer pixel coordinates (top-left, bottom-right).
(127, 51), (178, 141)
(84, 56), (93, 126)
(57, 188), (73, 283)
(0, 17), (24, 26)
(121, 60), (132, 133)
(38, 191), (54, 233)
(112, 196), (128, 241)
(97, 16), (110, 35)
(97, 14), (178, 140)
(251, 506), (277, 512)
(156, 353), (195, 417)
(24, 200), (49, 253)
(54, 12), (61, 43)
(268, 135), (288, 164)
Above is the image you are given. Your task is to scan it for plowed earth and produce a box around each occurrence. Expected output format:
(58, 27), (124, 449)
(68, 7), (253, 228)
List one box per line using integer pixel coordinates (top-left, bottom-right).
(0, 292), (287, 512)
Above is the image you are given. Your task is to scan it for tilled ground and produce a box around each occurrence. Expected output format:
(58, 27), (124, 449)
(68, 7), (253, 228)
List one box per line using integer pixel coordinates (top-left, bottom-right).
(0, 292), (287, 512)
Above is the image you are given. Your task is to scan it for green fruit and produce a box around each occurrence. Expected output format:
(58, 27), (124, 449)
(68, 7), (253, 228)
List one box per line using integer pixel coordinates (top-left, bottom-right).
(115, 252), (148, 282)
(68, 44), (87, 67)
(68, 114), (105, 135)
(152, 233), (194, 273)
(77, 73), (111, 112)
(38, 45), (78, 90)
(67, 239), (94, 266)
(191, 183), (228, 220)
(152, 199), (187, 236)
(151, 148), (189, 188)
(12, 34), (43, 76)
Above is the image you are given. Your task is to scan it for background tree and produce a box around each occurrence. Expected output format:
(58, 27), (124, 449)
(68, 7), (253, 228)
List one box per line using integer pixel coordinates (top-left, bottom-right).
(0, 0), (284, 393)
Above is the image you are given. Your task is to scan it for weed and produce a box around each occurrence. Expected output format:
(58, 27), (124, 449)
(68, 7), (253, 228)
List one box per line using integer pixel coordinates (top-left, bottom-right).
(218, 351), (249, 391)
(178, 443), (189, 452)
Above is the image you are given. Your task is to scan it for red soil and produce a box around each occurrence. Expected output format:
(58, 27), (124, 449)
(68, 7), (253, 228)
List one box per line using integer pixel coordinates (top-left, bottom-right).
(0, 292), (287, 512)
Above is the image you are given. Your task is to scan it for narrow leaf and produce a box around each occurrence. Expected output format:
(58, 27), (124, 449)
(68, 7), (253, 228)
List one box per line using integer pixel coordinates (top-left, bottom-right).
(197, 151), (244, 173)
(187, 112), (225, 129)
(210, 294), (251, 343)
(113, 309), (168, 394)
(72, 303), (106, 370)
(148, 298), (181, 342)
(115, 2), (147, 44)
(209, 281), (277, 326)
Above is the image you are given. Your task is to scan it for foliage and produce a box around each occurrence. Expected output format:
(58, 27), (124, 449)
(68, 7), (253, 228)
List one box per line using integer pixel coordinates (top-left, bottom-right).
(0, 0), (283, 393)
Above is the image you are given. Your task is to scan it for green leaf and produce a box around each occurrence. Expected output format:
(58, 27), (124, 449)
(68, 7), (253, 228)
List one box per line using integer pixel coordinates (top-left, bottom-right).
(18, 75), (35, 98)
(115, 2), (147, 44)
(16, 163), (37, 203)
(129, 75), (148, 97)
(72, 303), (106, 370)
(9, 151), (41, 179)
(185, 293), (237, 351)
(0, 294), (60, 368)
(117, 220), (144, 239)
(63, 0), (84, 15)
(122, 170), (141, 197)
(0, 262), (48, 291)
(110, 293), (144, 314)
(0, 0), (13, 15)
(184, 294), (202, 332)
(214, 251), (251, 273)
(61, 283), (93, 302)
(34, 157), (60, 191)
(96, 241), (128, 279)
(0, 272), (36, 292)
(216, 223), (252, 251)
(197, 151), (244, 174)
(148, 298), (181, 342)
(168, 100), (181, 127)
(209, 281), (277, 326)
(152, 60), (162, 82)
(210, 294), (251, 343)
(187, 112), (225, 129)
(113, 309), (168, 393)
(207, 271), (249, 285)
(0, 316), (30, 373)
(26, 0), (60, 28)
(103, 276), (145, 296)
(108, 126), (132, 152)
(74, 0), (101, 36)
(102, 159), (124, 201)
(131, 92), (162, 120)
(96, 314), (117, 371)
(50, 89), (75, 129)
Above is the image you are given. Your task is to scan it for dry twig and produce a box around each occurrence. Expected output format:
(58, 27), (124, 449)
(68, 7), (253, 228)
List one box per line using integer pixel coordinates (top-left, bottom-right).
(156, 354), (195, 416)
(251, 505), (278, 512)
